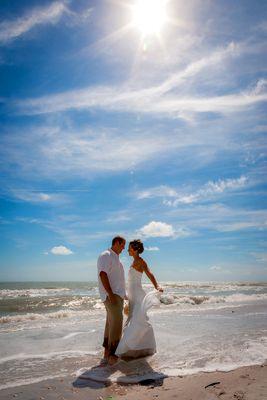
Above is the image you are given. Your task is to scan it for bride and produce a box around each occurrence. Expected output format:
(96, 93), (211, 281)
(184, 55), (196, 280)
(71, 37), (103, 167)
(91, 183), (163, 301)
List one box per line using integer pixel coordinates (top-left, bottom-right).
(115, 239), (163, 359)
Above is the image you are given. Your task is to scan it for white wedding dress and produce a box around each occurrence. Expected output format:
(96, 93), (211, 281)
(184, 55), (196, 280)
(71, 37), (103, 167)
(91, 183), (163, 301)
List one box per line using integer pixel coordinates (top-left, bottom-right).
(115, 266), (160, 359)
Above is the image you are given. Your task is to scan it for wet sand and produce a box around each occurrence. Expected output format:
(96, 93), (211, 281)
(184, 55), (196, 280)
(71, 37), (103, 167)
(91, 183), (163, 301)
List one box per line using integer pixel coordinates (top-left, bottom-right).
(0, 363), (266, 400)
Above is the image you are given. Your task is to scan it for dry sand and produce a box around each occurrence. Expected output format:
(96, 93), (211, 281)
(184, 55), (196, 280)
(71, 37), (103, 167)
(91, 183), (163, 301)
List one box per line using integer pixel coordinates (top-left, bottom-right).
(1, 364), (266, 400)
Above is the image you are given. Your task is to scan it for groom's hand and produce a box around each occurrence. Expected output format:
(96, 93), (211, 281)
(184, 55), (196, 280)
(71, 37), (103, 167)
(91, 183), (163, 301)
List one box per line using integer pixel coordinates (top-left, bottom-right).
(99, 272), (117, 304)
(108, 292), (117, 304)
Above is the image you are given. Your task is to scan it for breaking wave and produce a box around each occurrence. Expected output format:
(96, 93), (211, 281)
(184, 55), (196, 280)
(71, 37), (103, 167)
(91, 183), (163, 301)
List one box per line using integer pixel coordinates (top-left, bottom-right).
(159, 292), (267, 306)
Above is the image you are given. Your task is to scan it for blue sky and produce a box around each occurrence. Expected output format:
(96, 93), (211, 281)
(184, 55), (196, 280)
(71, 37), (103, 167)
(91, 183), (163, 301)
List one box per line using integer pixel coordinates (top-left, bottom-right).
(0, 0), (266, 282)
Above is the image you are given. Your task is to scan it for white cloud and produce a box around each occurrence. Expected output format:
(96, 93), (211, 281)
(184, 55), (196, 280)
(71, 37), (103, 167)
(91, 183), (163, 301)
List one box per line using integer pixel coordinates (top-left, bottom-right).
(145, 246), (160, 251)
(0, 2), (69, 44)
(50, 245), (73, 255)
(138, 221), (175, 238)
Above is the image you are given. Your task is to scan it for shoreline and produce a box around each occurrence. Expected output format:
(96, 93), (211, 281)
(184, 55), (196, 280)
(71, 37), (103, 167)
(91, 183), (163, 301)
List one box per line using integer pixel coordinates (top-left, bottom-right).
(1, 363), (266, 400)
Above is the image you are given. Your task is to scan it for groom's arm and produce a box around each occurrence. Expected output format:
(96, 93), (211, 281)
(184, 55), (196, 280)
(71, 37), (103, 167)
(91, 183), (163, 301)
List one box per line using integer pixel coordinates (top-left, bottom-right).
(99, 271), (117, 304)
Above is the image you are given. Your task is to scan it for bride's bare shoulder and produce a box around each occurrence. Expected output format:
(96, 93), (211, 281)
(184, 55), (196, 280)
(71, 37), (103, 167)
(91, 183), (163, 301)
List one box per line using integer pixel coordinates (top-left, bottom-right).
(132, 257), (146, 272)
(137, 257), (147, 270)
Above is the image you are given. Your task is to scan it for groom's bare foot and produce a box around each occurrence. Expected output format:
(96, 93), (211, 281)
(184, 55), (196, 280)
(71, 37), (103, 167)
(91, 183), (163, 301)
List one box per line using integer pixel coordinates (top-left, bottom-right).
(98, 357), (108, 367)
(108, 355), (119, 365)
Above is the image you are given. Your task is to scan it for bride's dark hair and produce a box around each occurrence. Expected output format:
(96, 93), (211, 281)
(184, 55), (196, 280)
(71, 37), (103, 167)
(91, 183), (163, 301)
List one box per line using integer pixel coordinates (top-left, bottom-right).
(129, 239), (144, 254)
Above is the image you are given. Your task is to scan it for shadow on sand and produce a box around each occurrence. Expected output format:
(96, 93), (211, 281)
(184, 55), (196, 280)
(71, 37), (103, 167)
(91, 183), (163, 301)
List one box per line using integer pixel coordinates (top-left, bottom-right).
(73, 357), (168, 389)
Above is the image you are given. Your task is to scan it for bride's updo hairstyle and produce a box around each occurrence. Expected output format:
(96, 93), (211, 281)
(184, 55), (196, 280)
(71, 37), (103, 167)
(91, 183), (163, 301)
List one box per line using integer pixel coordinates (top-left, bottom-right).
(129, 239), (144, 254)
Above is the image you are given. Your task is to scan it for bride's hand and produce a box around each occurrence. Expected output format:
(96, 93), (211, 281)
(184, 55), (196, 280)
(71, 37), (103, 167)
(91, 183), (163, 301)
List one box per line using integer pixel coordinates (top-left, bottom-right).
(123, 303), (129, 316)
(156, 286), (163, 292)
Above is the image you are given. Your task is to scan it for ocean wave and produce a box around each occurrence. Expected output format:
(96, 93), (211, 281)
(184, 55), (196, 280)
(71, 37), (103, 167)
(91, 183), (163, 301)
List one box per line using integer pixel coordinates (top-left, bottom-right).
(160, 281), (267, 290)
(0, 310), (76, 324)
(1, 292), (266, 325)
(0, 349), (98, 365)
(0, 295), (102, 314)
(160, 292), (267, 306)
(0, 288), (72, 298)
(0, 303), (105, 325)
(1, 282), (266, 299)
(160, 294), (211, 306)
(161, 337), (267, 377)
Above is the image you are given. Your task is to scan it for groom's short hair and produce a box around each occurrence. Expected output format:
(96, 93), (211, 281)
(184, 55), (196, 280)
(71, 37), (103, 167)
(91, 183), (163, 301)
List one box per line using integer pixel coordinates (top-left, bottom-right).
(112, 236), (125, 246)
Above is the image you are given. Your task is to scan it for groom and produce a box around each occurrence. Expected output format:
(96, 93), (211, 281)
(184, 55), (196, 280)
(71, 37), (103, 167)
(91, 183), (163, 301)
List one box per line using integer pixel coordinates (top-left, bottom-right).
(97, 236), (126, 365)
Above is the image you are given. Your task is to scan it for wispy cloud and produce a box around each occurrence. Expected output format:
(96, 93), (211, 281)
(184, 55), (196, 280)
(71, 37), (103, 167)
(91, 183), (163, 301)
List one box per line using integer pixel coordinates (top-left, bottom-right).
(16, 215), (129, 246)
(7, 189), (68, 204)
(0, 2), (70, 44)
(167, 203), (267, 234)
(12, 42), (267, 117)
(0, 124), (192, 179)
(135, 176), (249, 206)
(106, 211), (132, 223)
(14, 78), (267, 119)
(14, 78), (267, 118)
(152, 42), (240, 95)
(217, 221), (267, 232)
(165, 176), (248, 206)
(136, 186), (177, 200)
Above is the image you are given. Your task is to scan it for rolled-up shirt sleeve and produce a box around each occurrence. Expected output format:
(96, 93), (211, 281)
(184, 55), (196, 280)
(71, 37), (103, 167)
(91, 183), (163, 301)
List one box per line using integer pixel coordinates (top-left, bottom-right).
(97, 254), (111, 275)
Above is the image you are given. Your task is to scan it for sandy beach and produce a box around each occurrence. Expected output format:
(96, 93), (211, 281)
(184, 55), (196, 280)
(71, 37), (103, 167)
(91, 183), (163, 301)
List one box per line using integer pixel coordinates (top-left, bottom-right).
(1, 364), (266, 400)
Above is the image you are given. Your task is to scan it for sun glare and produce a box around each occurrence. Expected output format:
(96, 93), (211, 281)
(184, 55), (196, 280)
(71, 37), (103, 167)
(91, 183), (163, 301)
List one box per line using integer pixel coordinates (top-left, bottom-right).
(132, 0), (167, 37)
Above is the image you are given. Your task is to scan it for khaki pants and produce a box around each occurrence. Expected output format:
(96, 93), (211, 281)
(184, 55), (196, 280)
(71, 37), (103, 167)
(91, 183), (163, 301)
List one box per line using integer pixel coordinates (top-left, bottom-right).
(103, 294), (123, 356)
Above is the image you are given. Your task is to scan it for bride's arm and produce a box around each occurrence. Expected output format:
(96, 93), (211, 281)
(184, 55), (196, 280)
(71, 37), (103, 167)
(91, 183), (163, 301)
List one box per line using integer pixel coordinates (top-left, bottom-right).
(142, 262), (163, 292)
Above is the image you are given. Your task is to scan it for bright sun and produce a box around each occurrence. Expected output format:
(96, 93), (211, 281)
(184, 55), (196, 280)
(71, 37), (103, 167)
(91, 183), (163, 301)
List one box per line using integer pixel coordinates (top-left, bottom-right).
(132, 0), (167, 37)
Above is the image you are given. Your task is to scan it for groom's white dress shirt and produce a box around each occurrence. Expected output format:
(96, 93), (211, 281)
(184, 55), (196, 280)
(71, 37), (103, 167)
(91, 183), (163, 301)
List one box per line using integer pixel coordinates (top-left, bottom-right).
(97, 248), (126, 302)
